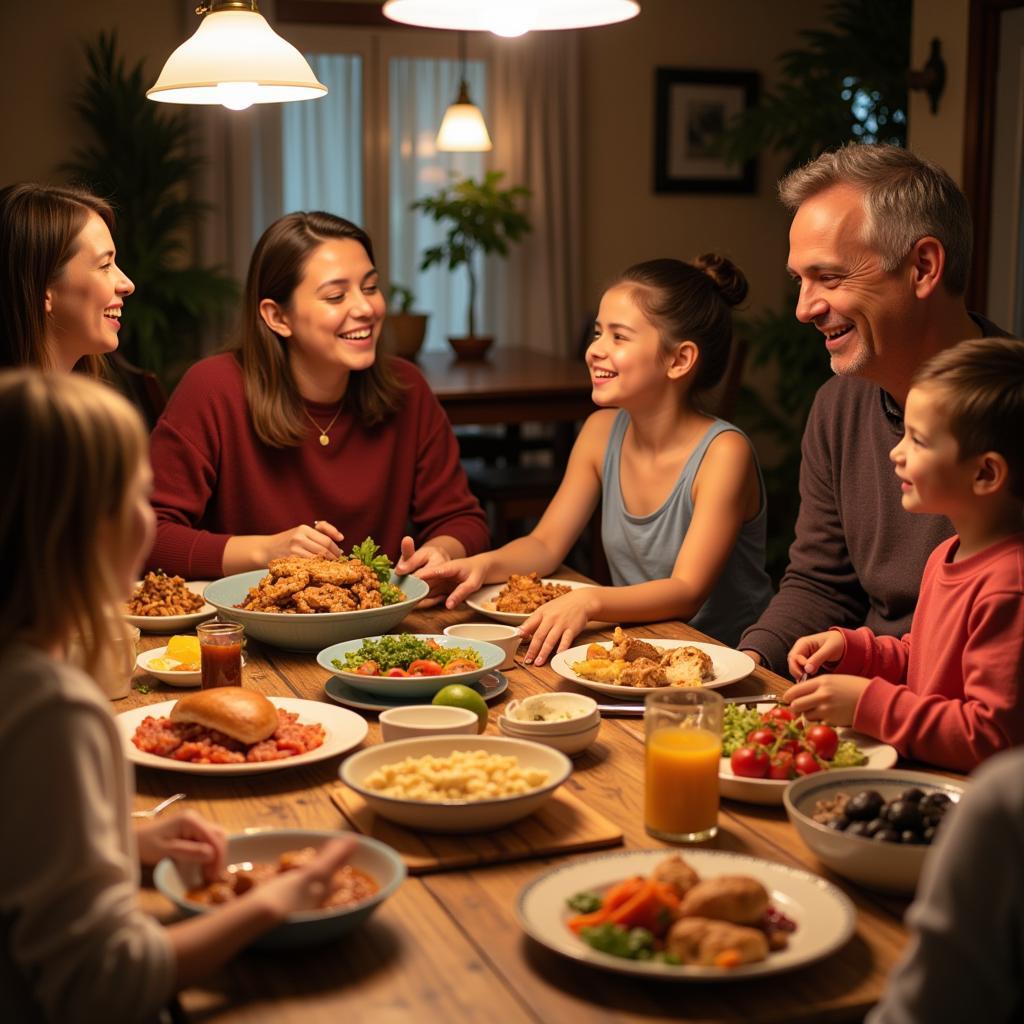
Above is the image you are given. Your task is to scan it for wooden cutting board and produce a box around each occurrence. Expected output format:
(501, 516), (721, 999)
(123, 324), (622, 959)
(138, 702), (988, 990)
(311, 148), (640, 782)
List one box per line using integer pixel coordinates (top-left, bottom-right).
(330, 785), (623, 875)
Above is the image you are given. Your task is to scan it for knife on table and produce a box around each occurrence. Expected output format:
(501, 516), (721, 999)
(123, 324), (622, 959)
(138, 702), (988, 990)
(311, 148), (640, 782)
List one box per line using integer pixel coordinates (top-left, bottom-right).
(595, 693), (780, 716)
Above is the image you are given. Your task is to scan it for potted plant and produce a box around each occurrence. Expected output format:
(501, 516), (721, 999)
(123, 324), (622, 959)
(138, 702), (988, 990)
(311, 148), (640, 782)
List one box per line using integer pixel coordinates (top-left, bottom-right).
(383, 283), (429, 361)
(411, 171), (531, 360)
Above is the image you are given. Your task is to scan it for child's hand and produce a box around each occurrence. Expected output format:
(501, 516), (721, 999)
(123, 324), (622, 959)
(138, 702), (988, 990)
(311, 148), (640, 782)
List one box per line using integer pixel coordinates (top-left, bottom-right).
(787, 630), (847, 680)
(135, 810), (226, 881)
(417, 555), (488, 610)
(520, 589), (599, 667)
(782, 674), (870, 727)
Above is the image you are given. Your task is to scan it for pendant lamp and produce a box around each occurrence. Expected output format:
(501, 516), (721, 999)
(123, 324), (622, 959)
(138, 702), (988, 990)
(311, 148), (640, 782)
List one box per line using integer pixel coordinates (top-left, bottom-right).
(436, 33), (492, 152)
(383, 0), (640, 37)
(147, 1), (327, 110)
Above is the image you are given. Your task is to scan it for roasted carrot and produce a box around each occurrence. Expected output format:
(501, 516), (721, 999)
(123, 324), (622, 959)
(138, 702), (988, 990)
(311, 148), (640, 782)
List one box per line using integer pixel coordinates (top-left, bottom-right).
(605, 878), (681, 936)
(566, 876), (646, 934)
(713, 949), (743, 969)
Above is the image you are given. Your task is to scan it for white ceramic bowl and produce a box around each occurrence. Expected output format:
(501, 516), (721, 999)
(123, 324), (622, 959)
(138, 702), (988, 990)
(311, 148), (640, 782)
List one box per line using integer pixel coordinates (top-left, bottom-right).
(443, 622), (521, 670)
(378, 704), (479, 742)
(318, 634), (505, 697)
(153, 829), (405, 948)
(498, 716), (600, 757)
(202, 571), (428, 652)
(499, 692), (599, 734)
(783, 767), (966, 895)
(340, 735), (572, 833)
(136, 645), (201, 687)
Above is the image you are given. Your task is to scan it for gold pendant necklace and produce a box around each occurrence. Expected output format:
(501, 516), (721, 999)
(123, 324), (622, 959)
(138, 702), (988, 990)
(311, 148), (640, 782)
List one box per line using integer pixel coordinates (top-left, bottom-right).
(303, 404), (343, 447)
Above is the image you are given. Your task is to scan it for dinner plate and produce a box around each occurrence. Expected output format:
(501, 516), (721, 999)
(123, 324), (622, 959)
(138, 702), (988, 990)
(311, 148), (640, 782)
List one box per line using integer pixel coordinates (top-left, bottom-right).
(719, 706), (899, 806)
(117, 696), (368, 776)
(465, 579), (596, 625)
(318, 634), (505, 697)
(324, 671), (508, 713)
(124, 580), (217, 633)
(517, 848), (856, 981)
(549, 639), (755, 698)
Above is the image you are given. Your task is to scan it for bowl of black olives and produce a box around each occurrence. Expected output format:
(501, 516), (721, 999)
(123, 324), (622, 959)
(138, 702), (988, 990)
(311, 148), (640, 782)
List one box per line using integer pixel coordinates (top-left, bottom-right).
(783, 768), (966, 894)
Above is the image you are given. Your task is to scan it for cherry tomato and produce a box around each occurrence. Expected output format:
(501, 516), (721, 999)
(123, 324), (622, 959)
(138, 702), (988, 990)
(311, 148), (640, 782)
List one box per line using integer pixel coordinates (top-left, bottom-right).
(730, 746), (770, 778)
(794, 751), (824, 775)
(444, 658), (479, 673)
(768, 751), (795, 780)
(747, 727), (777, 748)
(385, 667), (409, 677)
(806, 724), (839, 761)
(355, 660), (379, 676)
(764, 706), (795, 724)
(408, 658), (444, 676)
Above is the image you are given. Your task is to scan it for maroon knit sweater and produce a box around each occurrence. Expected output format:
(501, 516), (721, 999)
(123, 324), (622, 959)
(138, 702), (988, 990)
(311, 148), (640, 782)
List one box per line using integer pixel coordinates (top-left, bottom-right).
(145, 353), (489, 578)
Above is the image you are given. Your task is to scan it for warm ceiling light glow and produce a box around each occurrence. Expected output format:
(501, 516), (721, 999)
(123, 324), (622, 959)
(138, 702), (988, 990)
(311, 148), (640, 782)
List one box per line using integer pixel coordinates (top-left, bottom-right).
(147, 1), (327, 109)
(436, 82), (493, 151)
(382, 0), (640, 35)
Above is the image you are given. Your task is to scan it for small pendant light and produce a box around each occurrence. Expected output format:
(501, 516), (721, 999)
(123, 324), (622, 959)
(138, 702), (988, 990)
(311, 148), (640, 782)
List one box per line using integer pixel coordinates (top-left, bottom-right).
(384, 0), (640, 36)
(436, 33), (492, 153)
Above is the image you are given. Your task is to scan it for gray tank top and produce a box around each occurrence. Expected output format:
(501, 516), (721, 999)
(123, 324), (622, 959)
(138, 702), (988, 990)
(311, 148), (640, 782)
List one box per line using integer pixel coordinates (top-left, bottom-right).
(600, 410), (773, 647)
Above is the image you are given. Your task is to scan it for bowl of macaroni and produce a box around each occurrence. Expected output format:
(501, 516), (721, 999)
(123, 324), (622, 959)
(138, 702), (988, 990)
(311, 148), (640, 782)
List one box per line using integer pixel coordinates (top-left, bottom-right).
(339, 735), (572, 832)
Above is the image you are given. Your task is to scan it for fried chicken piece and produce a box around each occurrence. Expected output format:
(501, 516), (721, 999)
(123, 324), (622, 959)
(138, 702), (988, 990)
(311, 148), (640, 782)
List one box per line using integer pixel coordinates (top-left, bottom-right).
(666, 917), (769, 967)
(308, 559), (364, 587)
(351, 581), (383, 609)
(677, 876), (769, 925)
(661, 646), (715, 687)
(267, 557), (313, 579)
(293, 585), (357, 613)
(572, 657), (627, 682)
(617, 657), (668, 688)
(240, 570), (310, 610)
(608, 626), (662, 663)
(652, 854), (700, 899)
(493, 572), (571, 613)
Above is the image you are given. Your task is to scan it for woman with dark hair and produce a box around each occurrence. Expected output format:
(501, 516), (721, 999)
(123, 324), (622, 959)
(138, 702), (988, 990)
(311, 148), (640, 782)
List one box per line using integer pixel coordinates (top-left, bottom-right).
(147, 211), (488, 578)
(424, 255), (773, 659)
(0, 183), (134, 374)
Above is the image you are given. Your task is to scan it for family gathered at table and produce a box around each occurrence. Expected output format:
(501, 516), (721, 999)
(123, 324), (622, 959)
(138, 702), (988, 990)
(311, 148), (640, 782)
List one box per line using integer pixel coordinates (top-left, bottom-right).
(2, 142), (1023, 1024)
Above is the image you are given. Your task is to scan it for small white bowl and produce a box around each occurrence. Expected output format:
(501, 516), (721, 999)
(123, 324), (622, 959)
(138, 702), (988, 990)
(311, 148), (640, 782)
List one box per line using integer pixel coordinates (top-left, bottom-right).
(500, 692), (599, 734)
(784, 767), (966, 895)
(340, 735), (571, 833)
(136, 645), (201, 687)
(378, 704), (479, 742)
(443, 622), (521, 670)
(498, 716), (600, 757)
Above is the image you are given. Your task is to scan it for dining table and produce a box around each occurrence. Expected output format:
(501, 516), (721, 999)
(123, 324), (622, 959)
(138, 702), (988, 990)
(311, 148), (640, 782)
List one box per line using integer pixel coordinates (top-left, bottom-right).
(125, 587), (917, 1024)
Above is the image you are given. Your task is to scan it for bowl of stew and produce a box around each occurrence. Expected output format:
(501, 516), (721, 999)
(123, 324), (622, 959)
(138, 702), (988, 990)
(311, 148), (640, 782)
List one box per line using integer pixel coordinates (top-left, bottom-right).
(154, 828), (405, 948)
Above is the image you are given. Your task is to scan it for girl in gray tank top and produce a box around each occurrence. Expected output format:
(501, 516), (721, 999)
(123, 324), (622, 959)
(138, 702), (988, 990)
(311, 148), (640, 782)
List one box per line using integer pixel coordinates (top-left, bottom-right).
(419, 255), (773, 665)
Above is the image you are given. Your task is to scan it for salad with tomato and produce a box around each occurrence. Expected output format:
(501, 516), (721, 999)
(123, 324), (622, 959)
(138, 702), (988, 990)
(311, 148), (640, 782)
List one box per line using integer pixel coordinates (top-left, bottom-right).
(333, 634), (483, 678)
(722, 704), (867, 781)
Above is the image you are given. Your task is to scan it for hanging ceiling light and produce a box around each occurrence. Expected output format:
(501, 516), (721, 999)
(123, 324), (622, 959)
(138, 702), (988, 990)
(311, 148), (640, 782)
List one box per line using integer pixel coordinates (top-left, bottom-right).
(147, 1), (327, 110)
(383, 0), (640, 37)
(436, 33), (492, 152)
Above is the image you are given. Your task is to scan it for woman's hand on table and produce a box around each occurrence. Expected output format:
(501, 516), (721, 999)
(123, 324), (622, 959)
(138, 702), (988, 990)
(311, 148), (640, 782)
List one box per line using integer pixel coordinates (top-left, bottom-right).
(135, 810), (226, 882)
(520, 588), (600, 667)
(782, 673), (870, 727)
(787, 629), (847, 680)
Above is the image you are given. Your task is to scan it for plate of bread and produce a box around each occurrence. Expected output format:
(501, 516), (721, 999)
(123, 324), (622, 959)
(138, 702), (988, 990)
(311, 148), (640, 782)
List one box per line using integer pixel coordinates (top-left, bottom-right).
(549, 628), (754, 698)
(117, 689), (367, 775)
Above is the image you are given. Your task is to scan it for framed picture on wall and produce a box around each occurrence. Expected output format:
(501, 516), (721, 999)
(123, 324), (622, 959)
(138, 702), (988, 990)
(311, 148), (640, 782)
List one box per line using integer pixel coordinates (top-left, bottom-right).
(654, 68), (760, 194)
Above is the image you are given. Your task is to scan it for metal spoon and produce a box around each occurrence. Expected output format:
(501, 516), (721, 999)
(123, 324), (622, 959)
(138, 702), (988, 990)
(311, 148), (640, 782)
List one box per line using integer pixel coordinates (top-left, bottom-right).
(131, 792), (186, 819)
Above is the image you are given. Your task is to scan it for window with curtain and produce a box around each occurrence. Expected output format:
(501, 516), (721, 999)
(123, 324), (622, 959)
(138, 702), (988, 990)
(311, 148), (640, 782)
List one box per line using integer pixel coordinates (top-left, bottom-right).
(276, 53), (487, 351)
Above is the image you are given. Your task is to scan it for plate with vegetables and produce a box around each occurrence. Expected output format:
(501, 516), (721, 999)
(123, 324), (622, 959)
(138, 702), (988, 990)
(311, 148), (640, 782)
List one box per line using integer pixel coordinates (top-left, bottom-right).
(720, 704), (897, 805)
(517, 848), (855, 980)
(317, 633), (505, 698)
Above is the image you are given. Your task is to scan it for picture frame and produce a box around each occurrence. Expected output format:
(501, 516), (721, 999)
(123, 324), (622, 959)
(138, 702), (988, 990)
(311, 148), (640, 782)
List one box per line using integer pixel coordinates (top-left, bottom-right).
(654, 68), (760, 194)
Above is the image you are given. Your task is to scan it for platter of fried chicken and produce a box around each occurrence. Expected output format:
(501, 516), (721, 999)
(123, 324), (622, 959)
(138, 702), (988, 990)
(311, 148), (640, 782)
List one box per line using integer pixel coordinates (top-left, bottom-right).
(465, 573), (596, 624)
(516, 848), (855, 979)
(549, 627), (755, 698)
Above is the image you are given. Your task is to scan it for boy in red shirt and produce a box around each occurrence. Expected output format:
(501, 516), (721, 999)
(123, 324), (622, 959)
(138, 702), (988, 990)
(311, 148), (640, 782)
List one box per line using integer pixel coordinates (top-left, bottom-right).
(784, 337), (1024, 772)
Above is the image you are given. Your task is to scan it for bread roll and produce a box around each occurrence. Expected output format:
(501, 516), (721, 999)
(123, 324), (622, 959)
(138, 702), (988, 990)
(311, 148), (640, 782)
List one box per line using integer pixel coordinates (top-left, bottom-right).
(170, 687), (278, 744)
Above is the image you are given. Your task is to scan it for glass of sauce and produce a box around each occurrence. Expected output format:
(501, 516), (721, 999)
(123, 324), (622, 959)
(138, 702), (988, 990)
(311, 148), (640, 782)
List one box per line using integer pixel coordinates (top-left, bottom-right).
(644, 688), (723, 843)
(197, 620), (244, 689)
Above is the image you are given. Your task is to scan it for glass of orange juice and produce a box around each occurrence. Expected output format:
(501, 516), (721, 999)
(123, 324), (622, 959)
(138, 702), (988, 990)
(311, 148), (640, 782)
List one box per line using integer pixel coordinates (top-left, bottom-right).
(644, 689), (724, 843)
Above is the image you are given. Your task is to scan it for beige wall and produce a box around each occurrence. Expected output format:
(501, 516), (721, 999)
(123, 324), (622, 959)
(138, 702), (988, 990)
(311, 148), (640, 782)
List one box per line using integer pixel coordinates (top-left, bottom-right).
(906, 0), (970, 184)
(579, 0), (830, 317)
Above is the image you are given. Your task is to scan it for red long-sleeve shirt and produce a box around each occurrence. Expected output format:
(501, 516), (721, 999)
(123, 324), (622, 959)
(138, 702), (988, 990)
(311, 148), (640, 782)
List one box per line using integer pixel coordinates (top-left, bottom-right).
(145, 353), (489, 577)
(836, 533), (1024, 772)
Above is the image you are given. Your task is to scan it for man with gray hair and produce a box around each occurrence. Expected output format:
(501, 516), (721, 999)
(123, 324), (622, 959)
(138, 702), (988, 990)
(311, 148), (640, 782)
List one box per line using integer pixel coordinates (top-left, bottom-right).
(739, 143), (1011, 674)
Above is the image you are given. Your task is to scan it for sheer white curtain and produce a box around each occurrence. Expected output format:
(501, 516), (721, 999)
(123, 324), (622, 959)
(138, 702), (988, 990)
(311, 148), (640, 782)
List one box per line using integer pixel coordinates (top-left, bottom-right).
(389, 58), (486, 351)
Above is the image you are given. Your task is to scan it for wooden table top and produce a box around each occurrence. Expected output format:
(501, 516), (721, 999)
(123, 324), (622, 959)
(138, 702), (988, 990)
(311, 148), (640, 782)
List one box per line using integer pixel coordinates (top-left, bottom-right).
(124, 602), (914, 1023)
(416, 347), (595, 426)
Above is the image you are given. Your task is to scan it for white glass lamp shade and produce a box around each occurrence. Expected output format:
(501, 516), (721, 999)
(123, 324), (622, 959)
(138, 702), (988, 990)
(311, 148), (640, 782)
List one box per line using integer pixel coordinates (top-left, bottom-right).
(147, 10), (327, 108)
(383, 0), (640, 35)
(436, 82), (492, 152)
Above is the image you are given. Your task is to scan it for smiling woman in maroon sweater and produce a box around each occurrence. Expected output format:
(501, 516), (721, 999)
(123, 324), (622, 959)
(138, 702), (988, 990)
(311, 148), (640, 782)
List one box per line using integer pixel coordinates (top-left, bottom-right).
(146, 212), (487, 580)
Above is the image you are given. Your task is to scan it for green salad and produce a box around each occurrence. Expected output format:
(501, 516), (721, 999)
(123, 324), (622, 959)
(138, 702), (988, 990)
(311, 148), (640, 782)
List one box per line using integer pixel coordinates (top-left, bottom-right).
(333, 634), (483, 673)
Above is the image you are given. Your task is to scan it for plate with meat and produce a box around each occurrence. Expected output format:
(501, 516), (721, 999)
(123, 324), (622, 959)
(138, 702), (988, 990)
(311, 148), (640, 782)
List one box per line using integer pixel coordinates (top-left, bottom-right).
(517, 848), (855, 980)
(118, 690), (367, 775)
(124, 572), (216, 633)
(549, 629), (755, 698)
(465, 573), (596, 624)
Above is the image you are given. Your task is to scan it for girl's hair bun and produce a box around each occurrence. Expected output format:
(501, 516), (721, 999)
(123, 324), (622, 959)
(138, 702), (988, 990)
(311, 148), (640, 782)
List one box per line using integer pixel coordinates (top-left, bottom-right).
(693, 253), (748, 308)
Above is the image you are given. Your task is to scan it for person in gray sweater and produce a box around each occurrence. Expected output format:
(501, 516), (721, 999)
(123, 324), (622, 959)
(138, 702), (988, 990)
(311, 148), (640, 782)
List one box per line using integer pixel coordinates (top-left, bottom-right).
(738, 144), (1011, 674)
